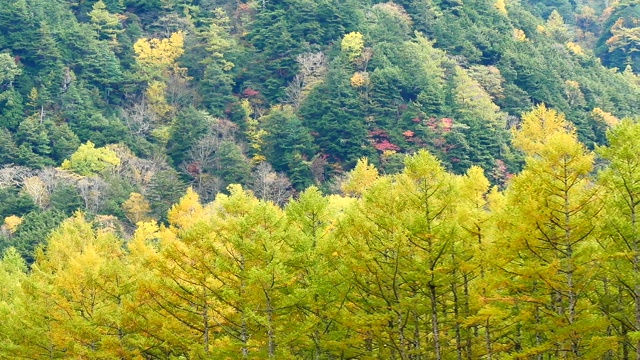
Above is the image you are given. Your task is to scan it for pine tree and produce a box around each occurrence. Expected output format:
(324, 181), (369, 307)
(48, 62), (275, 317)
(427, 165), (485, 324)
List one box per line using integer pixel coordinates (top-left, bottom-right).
(598, 120), (640, 358)
(495, 105), (608, 358)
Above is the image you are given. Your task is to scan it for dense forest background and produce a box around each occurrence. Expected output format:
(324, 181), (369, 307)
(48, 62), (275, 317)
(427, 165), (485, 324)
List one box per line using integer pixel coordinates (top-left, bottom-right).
(2, 0), (640, 358)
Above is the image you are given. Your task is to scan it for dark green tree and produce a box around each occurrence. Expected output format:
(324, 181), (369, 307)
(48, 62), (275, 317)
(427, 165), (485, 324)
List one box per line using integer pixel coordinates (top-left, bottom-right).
(299, 63), (369, 168)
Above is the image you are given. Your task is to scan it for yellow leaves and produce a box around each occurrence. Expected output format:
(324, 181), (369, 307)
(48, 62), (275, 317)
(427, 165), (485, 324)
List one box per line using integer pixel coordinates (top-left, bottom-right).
(566, 42), (585, 56)
(122, 193), (151, 224)
(512, 104), (573, 155)
(546, 10), (565, 28)
(584, 336), (619, 358)
(495, 0), (507, 15)
(216, 184), (261, 217)
(3, 216), (22, 234)
(61, 141), (121, 176)
(128, 220), (162, 260)
(240, 98), (253, 118)
(341, 32), (365, 62)
(605, 18), (640, 54)
(459, 166), (490, 204)
(134, 31), (185, 69)
(564, 80), (586, 107)
(132, 31), (187, 121)
(592, 107), (619, 127)
(341, 158), (379, 196)
(27, 87), (39, 109)
(349, 71), (369, 88)
(513, 28), (527, 42)
(167, 188), (207, 229)
(39, 213), (102, 270)
(403, 149), (446, 181)
(246, 102), (269, 163)
(565, 80), (580, 89)
(145, 80), (172, 118)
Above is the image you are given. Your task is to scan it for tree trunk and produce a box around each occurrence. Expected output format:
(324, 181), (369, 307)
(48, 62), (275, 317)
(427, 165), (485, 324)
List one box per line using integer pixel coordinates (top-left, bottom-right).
(430, 284), (442, 360)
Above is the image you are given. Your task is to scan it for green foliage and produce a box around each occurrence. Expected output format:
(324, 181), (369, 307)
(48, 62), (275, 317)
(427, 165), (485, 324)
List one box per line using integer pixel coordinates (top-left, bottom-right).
(300, 64), (369, 167)
(61, 141), (120, 176)
(1, 114), (640, 357)
(0, 187), (36, 219)
(261, 106), (315, 189)
(49, 184), (84, 215)
(595, 2), (640, 72)
(145, 168), (186, 221)
(5, 209), (66, 264)
(0, 0), (638, 300)
(0, 53), (21, 87)
(166, 107), (210, 167)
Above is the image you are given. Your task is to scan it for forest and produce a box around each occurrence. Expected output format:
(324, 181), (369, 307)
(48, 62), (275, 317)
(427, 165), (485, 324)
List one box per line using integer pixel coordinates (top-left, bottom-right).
(1, 106), (640, 359)
(1, 0), (640, 358)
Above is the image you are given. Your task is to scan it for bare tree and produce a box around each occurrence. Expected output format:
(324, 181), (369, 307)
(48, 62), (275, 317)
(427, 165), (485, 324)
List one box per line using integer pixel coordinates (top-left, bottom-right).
(166, 71), (198, 111)
(285, 52), (328, 108)
(108, 144), (169, 192)
(184, 118), (239, 174)
(251, 162), (293, 206)
(76, 176), (108, 213)
(120, 95), (158, 137)
(37, 167), (77, 193)
(310, 154), (328, 184)
(22, 176), (50, 209)
(180, 118), (244, 201)
(192, 174), (223, 203)
(0, 165), (34, 188)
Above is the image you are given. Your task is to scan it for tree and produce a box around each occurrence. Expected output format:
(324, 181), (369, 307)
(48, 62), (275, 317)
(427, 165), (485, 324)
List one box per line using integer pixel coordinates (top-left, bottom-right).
(21, 176), (49, 210)
(145, 168), (186, 221)
(0, 129), (19, 165)
(0, 53), (21, 89)
(122, 192), (151, 225)
(19, 214), (144, 358)
(261, 106), (315, 189)
(0, 186), (35, 220)
(341, 32), (365, 62)
(133, 31), (187, 120)
(166, 107), (210, 167)
(250, 162), (292, 207)
(299, 65), (369, 168)
(598, 120), (640, 358)
(15, 116), (54, 168)
(9, 209), (66, 264)
(88, 0), (123, 43)
(284, 186), (354, 358)
(494, 105), (607, 358)
(61, 141), (120, 176)
(0, 247), (28, 356)
(133, 31), (185, 76)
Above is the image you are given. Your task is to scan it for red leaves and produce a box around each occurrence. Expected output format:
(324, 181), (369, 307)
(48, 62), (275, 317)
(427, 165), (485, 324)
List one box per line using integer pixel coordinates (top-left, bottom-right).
(374, 140), (400, 151)
(369, 129), (400, 152)
(242, 87), (260, 97)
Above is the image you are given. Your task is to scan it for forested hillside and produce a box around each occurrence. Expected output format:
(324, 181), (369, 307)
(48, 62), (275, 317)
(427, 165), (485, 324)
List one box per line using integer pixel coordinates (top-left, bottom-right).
(1, 106), (640, 358)
(2, 0), (640, 358)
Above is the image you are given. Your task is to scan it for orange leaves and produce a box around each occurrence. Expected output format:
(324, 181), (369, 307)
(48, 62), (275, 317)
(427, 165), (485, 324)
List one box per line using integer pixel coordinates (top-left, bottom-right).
(349, 71), (369, 88)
